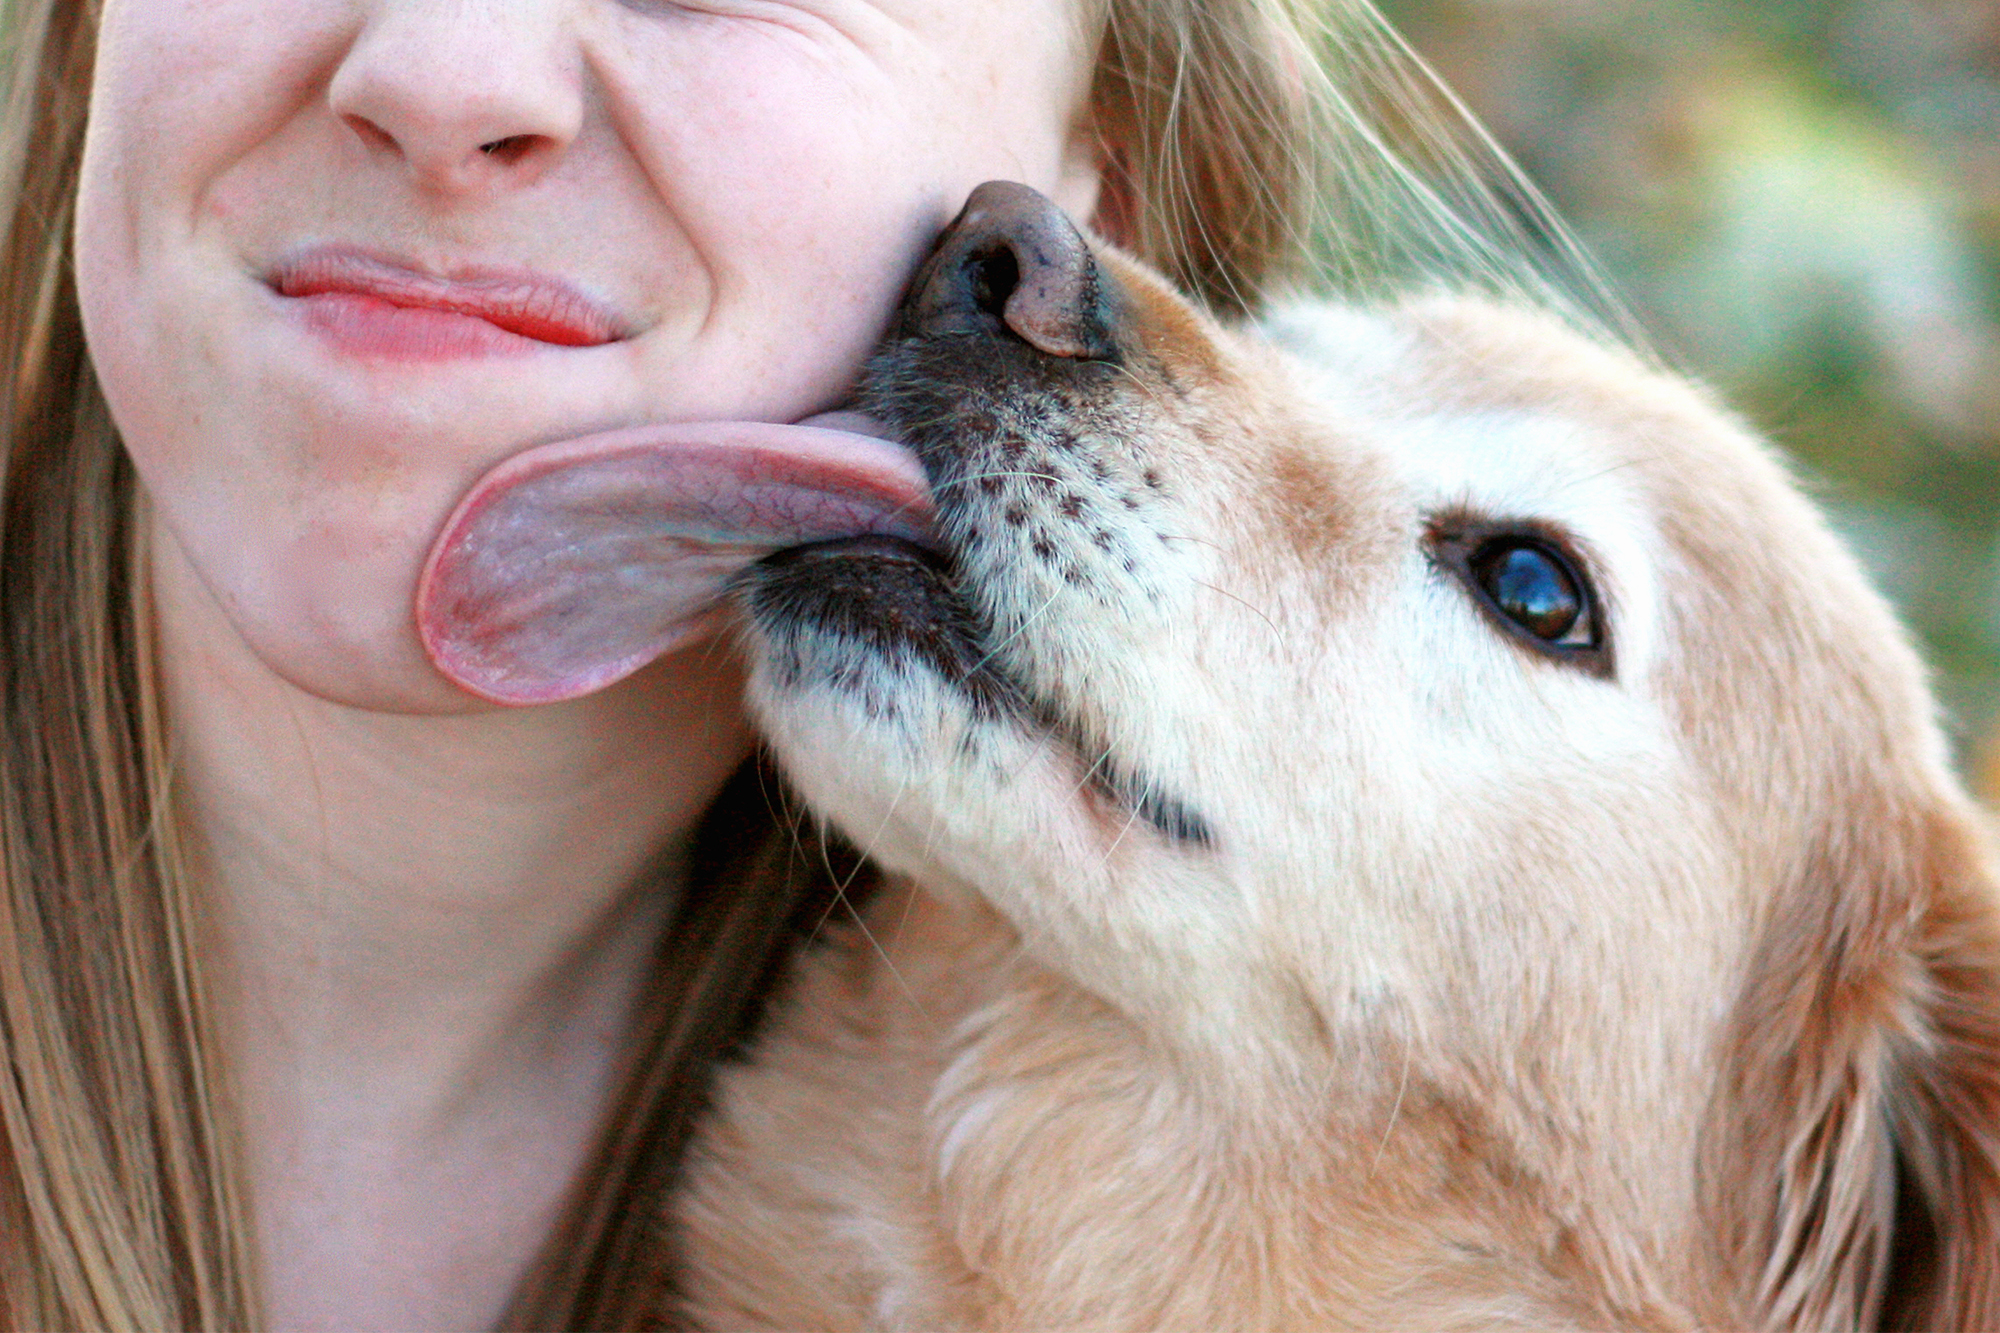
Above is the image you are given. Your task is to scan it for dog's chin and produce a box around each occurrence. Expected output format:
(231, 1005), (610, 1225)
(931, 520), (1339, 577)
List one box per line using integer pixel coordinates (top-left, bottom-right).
(736, 550), (1028, 903)
(741, 535), (1051, 781)
(741, 530), (1216, 873)
(739, 538), (1213, 911)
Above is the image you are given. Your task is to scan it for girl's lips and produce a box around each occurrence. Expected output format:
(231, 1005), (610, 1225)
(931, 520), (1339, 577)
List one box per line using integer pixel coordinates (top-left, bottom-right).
(268, 246), (627, 359)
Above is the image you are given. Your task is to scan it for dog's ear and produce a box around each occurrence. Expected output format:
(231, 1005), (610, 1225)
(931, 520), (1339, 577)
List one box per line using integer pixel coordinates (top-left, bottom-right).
(1877, 861), (2000, 1331)
(1707, 799), (2000, 1331)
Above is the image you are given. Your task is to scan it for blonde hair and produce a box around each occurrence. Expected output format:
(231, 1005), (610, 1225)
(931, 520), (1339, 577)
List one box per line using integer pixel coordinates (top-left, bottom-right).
(0, 0), (1607, 1325)
(1098, 0), (1622, 326)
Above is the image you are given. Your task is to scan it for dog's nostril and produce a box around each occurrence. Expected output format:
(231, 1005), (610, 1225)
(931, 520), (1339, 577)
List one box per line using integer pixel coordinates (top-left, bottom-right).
(964, 248), (1020, 322)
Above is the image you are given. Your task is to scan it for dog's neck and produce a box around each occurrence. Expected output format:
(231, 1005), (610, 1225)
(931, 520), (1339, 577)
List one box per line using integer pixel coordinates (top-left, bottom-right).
(947, 883), (1721, 1319)
(676, 873), (1731, 1329)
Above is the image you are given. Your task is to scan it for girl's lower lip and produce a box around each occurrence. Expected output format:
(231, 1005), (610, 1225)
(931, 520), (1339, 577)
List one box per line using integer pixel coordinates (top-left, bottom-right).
(266, 246), (627, 361)
(291, 291), (558, 361)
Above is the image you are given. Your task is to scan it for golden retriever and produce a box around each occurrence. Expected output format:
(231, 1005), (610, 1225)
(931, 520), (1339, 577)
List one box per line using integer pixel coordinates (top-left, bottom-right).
(415, 181), (2000, 1329)
(662, 181), (2000, 1331)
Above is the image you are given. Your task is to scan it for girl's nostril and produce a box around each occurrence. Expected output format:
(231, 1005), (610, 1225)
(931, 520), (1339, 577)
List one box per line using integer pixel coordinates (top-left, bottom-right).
(344, 113), (398, 154)
(964, 248), (1020, 320)
(479, 135), (534, 163)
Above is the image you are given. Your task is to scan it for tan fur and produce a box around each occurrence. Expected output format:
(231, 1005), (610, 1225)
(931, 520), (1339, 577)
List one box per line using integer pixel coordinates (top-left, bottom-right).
(666, 248), (2000, 1330)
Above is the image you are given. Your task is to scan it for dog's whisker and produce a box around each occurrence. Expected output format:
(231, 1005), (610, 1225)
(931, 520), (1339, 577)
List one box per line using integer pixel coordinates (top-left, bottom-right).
(795, 807), (877, 959)
(926, 467), (1070, 497)
(1104, 353), (1182, 420)
(820, 779), (948, 1033)
(841, 909), (939, 1036)
(959, 582), (1067, 682)
(1549, 456), (1650, 498)
(1098, 797), (1147, 864)
(1366, 1045), (1415, 1182)
(886, 859), (923, 947)
(1192, 578), (1290, 655)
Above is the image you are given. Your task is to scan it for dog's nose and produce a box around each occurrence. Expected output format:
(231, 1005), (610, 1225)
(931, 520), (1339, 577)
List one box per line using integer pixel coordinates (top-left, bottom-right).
(905, 180), (1119, 361)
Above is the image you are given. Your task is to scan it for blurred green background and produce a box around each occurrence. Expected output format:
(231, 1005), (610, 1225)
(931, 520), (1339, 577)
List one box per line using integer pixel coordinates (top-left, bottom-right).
(1375, 0), (2000, 799)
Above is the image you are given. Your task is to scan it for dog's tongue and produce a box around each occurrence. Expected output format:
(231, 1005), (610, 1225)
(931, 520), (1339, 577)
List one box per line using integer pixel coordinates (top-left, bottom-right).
(417, 413), (929, 704)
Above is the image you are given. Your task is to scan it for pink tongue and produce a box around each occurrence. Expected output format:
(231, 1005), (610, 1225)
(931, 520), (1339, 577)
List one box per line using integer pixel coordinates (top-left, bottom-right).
(417, 415), (931, 704)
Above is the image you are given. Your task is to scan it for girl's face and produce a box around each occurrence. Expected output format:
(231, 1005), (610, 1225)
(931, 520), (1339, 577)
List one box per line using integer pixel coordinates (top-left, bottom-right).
(75, 0), (1101, 711)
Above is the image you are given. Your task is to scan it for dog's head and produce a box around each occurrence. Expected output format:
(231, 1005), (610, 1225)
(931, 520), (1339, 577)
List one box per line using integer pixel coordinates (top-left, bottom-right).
(734, 182), (2000, 1328)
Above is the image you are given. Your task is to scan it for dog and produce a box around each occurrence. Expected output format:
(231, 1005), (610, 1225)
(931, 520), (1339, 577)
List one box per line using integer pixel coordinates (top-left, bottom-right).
(411, 179), (2000, 1327)
(647, 181), (2000, 1330)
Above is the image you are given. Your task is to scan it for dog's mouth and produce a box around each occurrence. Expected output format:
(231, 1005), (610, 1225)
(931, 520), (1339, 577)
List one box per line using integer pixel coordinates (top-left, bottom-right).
(738, 183), (1214, 847)
(744, 531), (1019, 720)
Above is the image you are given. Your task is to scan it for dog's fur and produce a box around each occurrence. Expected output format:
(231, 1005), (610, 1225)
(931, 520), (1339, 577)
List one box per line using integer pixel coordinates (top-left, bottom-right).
(665, 193), (2000, 1330)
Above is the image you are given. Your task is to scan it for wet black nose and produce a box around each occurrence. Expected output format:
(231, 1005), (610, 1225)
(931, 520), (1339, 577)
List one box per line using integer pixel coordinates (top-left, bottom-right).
(904, 181), (1119, 361)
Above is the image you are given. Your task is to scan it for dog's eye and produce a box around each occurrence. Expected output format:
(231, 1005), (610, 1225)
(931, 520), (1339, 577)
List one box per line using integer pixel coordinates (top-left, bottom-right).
(1469, 539), (1589, 645)
(1428, 518), (1611, 676)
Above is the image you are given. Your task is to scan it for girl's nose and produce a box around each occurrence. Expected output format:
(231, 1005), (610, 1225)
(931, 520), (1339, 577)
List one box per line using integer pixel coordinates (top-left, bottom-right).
(328, 1), (583, 196)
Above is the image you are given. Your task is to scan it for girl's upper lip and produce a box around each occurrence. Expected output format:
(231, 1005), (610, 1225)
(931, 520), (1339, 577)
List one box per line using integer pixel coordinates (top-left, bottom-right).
(266, 246), (629, 347)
